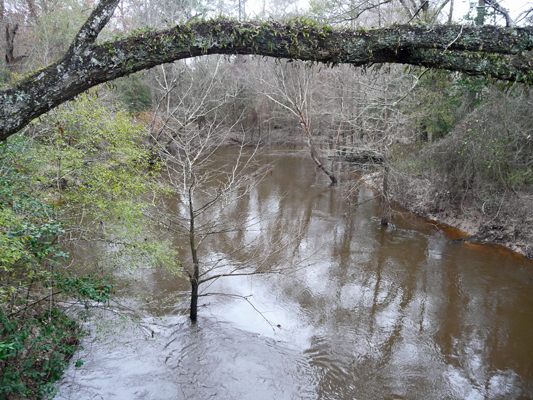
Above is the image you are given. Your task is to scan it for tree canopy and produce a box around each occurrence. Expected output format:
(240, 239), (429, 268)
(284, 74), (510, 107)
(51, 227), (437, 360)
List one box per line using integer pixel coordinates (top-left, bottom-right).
(1, 0), (532, 141)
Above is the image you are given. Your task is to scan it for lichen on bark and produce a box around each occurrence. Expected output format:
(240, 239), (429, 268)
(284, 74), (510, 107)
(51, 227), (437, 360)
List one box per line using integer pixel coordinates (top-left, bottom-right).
(1, 0), (533, 140)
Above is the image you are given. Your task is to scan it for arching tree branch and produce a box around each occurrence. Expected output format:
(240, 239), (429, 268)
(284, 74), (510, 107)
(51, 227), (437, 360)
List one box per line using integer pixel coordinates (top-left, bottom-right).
(1, 0), (533, 141)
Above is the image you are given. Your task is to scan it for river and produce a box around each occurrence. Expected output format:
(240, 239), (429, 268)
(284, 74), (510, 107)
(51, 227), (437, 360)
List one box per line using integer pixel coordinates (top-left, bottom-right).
(55, 146), (533, 400)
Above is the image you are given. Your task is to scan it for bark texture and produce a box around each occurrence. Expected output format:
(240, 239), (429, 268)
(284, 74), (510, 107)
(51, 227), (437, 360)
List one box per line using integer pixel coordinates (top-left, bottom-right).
(1, 0), (533, 140)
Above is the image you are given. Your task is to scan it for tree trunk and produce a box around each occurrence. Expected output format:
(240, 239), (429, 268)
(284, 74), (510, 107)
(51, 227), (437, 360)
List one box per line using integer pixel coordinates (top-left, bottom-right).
(299, 114), (337, 184)
(190, 277), (199, 321)
(188, 185), (200, 322)
(475, 0), (486, 26)
(307, 139), (337, 184)
(380, 162), (390, 226)
(1, 0), (533, 140)
(5, 23), (24, 68)
(448, 0), (454, 24)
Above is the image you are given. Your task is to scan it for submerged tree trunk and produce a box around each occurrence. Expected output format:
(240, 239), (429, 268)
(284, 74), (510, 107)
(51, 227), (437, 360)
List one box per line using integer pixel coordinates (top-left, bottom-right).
(306, 135), (337, 184)
(190, 277), (199, 321)
(298, 109), (337, 184)
(380, 162), (390, 226)
(188, 185), (200, 322)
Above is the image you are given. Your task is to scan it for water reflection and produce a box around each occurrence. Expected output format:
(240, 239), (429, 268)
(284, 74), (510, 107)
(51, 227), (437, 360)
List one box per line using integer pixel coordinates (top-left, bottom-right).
(56, 147), (533, 400)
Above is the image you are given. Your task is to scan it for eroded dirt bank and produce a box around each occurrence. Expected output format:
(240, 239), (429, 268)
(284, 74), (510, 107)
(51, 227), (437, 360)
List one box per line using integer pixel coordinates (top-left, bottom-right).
(362, 171), (533, 259)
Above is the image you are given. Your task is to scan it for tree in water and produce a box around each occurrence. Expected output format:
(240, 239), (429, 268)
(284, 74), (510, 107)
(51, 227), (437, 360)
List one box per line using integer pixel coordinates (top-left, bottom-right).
(149, 57), (304, 320)
(259, 60), (338, 184)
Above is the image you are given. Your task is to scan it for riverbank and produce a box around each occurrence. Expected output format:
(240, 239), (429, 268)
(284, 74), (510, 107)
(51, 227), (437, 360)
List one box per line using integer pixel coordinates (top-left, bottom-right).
(231, 137), (533, 260)
(361, 170), (533, 260)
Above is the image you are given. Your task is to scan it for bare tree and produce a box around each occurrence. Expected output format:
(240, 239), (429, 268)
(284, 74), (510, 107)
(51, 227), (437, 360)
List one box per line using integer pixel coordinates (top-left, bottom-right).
(309, 0), (459, 26)
(148, 60), (304, 320)
(155, 128), (305, 321)
(259, 60), (338, 184)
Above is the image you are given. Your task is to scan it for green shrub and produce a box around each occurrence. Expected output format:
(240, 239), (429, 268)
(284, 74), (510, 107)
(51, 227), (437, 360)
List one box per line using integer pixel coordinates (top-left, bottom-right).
(0, 308), (80, 399)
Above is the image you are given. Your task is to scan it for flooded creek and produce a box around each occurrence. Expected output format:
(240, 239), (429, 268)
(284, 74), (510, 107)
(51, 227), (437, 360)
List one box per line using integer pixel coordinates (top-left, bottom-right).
(56, 147), (533, 400)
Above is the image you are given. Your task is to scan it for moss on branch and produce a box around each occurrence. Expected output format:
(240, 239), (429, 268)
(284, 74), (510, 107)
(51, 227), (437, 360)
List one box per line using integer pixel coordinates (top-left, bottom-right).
(1, 18), (533, 141)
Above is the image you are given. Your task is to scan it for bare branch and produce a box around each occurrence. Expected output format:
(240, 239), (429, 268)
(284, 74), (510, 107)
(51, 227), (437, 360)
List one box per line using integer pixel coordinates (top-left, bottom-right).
(486, 0), (515, 27)
(398, 0), (415, 18)
(517, 7), (533, 23)
(197, 292), (277, 331)
(198, 270), (275, 284)
(68, 0), (121, 55)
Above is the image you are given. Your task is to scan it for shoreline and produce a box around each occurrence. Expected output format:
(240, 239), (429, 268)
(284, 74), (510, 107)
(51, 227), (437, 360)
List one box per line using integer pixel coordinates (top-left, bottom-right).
(360, 170), (533, 260)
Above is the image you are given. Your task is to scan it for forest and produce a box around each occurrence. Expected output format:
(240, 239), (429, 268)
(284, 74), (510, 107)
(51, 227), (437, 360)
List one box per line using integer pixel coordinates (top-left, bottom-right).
(1, 0), (532, 397)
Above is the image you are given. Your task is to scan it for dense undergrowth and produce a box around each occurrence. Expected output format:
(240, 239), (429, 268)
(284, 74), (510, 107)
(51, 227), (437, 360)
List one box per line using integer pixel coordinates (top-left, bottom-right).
(1, 308), (80, 399)
(387, 81), (533, 257)
(0, 134), (114, 398)
(0, 91), (172, 399)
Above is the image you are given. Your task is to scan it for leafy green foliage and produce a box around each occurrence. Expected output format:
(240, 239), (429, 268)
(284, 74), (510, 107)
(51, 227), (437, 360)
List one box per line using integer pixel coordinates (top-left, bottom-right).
(0, 134), (110, 399)
(0, 308), (80, 399)
(53, 274), (114, 306)
(407, 71), (491, 142)
(409, 71), (459, 141)
(0, 61), (11, 85)
(0, 90), (178, 398)
(30, 91), (177, 273)
(114, 73), (152, 113)
(0, 135), (64, 306)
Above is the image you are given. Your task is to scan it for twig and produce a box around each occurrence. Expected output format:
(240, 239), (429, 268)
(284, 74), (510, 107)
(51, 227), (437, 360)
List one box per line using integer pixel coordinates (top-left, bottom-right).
(9, 291), (62, 317)
(443, 25), (464, 52)
(198, 292), (277, 332)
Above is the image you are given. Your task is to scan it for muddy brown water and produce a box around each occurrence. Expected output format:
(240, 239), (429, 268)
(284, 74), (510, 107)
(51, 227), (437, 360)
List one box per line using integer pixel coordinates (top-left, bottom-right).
(56, 147), (533, 400)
